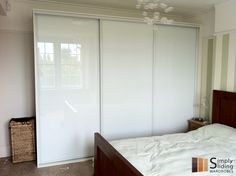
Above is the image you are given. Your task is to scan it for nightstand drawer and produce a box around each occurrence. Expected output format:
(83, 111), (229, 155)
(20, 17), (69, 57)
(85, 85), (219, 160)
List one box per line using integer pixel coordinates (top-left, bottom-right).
(188, 120), (208, 131)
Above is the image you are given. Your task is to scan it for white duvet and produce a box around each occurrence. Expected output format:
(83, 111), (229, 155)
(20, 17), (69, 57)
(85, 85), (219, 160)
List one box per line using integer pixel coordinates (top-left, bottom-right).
(110, 124), (236, 176)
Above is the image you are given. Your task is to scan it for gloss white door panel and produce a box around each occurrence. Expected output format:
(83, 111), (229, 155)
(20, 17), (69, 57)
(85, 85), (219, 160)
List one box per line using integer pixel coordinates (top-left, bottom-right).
(34, 14), (100, 165)
(101, 20), (153, 140)
(153, 25), (197, 134)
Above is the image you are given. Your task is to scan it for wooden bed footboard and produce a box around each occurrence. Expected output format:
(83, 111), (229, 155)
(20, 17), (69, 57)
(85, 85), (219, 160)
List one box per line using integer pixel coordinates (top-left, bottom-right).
(94, 133), (143, 176)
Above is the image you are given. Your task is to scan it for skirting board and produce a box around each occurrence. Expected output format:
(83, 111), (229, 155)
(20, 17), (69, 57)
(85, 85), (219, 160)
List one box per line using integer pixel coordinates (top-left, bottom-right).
(37, 156), (93, 168)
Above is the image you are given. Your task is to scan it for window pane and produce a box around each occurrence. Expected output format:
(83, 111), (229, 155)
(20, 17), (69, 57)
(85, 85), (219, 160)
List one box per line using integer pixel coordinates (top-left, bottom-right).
(38, 42), (45, 53)
(61, 65), (81, 87)
(39, 54), (54, 64)
(39, 53), (45, 63)
(45, 43), (54, 53)
(69, 44), (77, 54)
(61, 75), (81, 87)
(77, 54), (81, 62)
(39, 65), (55, 88)
(77, 44), (81, 54)
(61, 43), (68, 50)
(38, 42), (55, 64)
(61, 43), (80, 64)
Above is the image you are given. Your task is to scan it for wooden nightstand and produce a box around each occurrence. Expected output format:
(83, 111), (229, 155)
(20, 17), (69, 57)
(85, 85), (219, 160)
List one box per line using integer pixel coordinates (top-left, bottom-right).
(188, 119), (208, 131)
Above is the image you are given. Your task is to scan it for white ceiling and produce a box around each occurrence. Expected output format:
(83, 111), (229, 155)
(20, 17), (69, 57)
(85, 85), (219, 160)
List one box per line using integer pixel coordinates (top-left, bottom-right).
(36, 0), (229, 17)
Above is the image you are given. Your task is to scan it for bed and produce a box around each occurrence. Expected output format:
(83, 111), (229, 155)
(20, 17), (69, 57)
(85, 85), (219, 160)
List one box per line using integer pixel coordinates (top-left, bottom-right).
(94, 90), (236, 176)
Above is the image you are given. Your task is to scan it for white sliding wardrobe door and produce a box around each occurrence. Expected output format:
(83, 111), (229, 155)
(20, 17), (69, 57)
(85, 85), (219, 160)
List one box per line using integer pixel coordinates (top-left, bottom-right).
(34, 14), (100, 165)
(153, 25), (197, 134)
(101, 20), (153, 140)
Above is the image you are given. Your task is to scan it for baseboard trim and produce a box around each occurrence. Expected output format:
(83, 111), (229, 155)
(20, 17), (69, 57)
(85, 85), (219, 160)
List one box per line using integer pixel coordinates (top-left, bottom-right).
(37, 156), (93, 168)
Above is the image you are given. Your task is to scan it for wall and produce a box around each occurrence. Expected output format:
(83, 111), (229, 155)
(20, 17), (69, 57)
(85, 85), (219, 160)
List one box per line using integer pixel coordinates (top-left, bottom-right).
(198, 11), (215, 120)
(211, 33), (236, 91)
(189, 0), (236, 121)
(213, 0), (236, 94)
(188, 10), (215, 37)
(0, 31), (34, 157)
(215, 0), (236, 33)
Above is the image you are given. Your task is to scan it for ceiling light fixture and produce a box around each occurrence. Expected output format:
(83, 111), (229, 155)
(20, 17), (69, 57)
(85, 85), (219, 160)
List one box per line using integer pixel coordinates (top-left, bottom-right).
(136, 0), (174, 25)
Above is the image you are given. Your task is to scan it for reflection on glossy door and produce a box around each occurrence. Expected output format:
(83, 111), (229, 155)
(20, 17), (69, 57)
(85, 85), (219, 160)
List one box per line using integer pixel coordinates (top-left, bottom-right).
(34, 14), (100, 165)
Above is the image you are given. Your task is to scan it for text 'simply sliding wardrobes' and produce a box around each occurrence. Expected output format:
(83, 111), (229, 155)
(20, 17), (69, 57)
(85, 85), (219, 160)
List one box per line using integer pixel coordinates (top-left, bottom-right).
(34, 11), (198, 166)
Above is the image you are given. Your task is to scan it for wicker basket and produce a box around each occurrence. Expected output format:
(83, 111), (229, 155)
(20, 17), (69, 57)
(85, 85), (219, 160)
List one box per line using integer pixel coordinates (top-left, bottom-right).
(9, 117), (36, 163)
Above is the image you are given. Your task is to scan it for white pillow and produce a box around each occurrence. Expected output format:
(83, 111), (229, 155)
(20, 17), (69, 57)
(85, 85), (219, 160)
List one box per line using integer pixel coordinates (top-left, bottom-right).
(195, 123), (236, 138)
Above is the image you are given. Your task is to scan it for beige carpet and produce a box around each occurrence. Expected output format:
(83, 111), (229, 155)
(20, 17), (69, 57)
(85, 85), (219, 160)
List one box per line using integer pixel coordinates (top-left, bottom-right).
(0, 157), (94, 176)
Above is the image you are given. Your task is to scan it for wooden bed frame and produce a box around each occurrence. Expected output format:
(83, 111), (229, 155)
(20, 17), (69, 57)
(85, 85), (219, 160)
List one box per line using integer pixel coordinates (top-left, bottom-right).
(212, 90), (236, 127)
(94, 90), (236, 176)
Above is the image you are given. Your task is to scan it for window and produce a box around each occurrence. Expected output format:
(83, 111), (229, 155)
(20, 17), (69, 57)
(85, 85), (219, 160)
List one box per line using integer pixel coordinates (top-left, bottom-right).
(37, 42), (82, 89)
(37, 42), (55, 88)
(61, 43), (82, 88)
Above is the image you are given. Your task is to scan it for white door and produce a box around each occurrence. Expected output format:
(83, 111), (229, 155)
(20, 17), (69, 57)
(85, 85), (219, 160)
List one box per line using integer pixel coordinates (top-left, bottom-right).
(34, 14), (100, 166)
(101, 20), (153, 140)
(153, 25), (197, 134)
